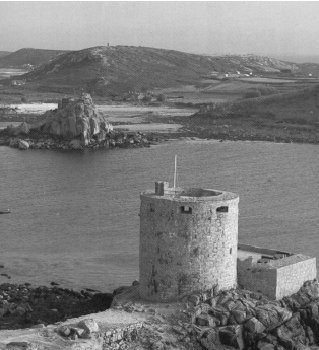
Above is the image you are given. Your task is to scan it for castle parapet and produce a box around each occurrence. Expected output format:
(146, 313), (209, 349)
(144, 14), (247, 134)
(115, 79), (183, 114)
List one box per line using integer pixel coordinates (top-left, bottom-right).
(154, 181), (169, 196)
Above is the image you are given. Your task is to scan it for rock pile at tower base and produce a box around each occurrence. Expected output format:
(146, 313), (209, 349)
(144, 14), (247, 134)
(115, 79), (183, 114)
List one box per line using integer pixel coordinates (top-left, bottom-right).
(2, 280), (319, 350)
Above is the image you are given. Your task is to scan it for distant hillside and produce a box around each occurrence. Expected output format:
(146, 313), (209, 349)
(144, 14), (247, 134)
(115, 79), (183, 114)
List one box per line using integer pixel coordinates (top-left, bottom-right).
(208, 54), (298, 73)
(198, 83), (319, 123)
(185, 84), (319, 144)
(0, 51), (11, 58)
(229, 84), (319, 122)
(199, 83), (319, 129)
(7, 46), (319, 96)
(207, 54), (319, 76)
(273, 54), (319, 64)
(0, 48), (68, 68)
(17, 46), (231, 95)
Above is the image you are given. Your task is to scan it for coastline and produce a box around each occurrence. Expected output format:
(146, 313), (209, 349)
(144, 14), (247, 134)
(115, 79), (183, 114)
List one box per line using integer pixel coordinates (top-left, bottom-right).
(1, 279), (319, 350)
(2, 127), (319, 153)
(0, 282), (113, 330)
(2, 98), (319, 151)
(0, 130), (154, 151)
(147, 130), (319, 147)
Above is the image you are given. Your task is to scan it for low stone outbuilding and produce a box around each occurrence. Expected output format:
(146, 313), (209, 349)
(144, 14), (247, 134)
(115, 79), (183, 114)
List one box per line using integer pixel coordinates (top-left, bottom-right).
(237, 243), (317, 299)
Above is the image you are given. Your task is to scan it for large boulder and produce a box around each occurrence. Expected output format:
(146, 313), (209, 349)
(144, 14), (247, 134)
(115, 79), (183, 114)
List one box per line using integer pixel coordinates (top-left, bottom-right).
(276, 315), (308, 349)
(218, 325), (244, 349)
(9, 138), (18, 148)
(38, 93), (113, 146)
(69, 139), (82, 150)
(199, 328), (220, 350)
(255, 304), (292, 330)
(6, 122), (30, 136)
(18, 139), (29, 150)
(77, 319), (99, 337)
(283, 280), (319, 311)
(244, 317), (266, 335)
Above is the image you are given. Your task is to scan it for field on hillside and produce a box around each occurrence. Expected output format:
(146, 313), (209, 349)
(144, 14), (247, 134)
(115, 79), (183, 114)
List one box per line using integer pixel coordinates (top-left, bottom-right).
(0, 68), (27, 80)
(2, 46), (319, 109)
(1, 75), (319, 111)
(1, 53), (319, 146)
(166, 83), (319, 144)
(155, 77), (319, 105)
(238, 77), (298, 83)
(0, 101), (194, 135)
(3, 46), (319, 99)
(0, 87), (74, 104)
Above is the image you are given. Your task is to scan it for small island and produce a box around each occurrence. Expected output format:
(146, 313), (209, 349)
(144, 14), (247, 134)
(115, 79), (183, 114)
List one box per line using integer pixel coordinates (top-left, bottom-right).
(0, 93), (152, 151)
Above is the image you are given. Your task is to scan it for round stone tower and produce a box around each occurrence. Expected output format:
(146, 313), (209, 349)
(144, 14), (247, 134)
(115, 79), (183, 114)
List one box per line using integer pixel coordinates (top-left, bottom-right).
(139, 181), (239, 301)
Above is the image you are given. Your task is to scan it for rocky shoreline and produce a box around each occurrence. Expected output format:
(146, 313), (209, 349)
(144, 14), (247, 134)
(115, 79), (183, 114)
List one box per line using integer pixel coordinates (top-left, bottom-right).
(0, 93), (171, 151)
(110, 279), (319, 350)
(0, 130), (153, 151)
(183, 279), (319, 350)
(178, 128), (319, 145)
(0, 282), (113, 330)
(1, 127), (317, 153)
(2, 279), (319, 349)
(173, 113), (319, 145)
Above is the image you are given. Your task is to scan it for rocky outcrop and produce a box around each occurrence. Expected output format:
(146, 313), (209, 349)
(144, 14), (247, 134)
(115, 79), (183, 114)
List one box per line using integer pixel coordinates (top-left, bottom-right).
(38, 93), (113, 145)
(2, 280), (319, 350)
(180, 280), (319, 350)
(109, 279), (319, 350)
(3, 131), (151, 151)
(2, 94), (113, 147)
(0, 94), (155, 151)
(0, 308), (145, 350)
(69, 139), (82, 150)
(0, 282), (113, 330)
(5, 122), (30, 137)
(56, 318), (100, 340)
(17, 140), (29, 150)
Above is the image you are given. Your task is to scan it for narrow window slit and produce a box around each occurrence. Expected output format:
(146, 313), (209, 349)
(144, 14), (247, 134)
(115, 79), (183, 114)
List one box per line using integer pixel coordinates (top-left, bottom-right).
(216, 206), (228, 213)
(181, 206), (192, 214)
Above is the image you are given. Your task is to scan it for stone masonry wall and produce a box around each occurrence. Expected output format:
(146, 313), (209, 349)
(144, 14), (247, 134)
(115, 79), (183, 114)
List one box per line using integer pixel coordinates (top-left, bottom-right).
(237, 258), (277, 299)
(276, 257), (317, 299)
(103, 323), (143, 349)
(139, 194), (239, 301)
(238, 256), (317, 300)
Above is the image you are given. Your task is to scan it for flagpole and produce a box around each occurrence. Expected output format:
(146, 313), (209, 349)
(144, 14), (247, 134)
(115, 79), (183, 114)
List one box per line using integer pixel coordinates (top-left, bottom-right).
(173, 155), (177, 188)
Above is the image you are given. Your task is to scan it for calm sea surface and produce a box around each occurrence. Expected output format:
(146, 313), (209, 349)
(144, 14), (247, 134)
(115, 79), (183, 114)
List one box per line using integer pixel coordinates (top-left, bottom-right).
(1, 140), (319, 292)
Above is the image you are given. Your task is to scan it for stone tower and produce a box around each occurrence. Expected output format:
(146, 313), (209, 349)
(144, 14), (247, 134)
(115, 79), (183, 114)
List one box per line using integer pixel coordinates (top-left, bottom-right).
(139, 182), (239, 301)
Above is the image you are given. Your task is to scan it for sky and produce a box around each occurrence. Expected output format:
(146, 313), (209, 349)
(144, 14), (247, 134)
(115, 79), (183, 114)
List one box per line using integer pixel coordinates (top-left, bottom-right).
(1, 1), (319, 58)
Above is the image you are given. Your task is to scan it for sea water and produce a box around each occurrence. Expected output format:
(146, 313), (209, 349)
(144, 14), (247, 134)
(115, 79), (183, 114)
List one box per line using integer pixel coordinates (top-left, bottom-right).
(0, 140), (318, 292)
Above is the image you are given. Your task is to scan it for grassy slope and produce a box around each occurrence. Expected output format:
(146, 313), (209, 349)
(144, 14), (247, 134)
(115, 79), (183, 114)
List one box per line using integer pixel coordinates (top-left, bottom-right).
(0, 51), (11, 58)
(225, 85), (319, 123)
(21, 46), (222, 95)
(179, 85), (319, 143)
(9, 46), (319, 97)
(0, 48), (68, 68)
(2, 46), (319, 144)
